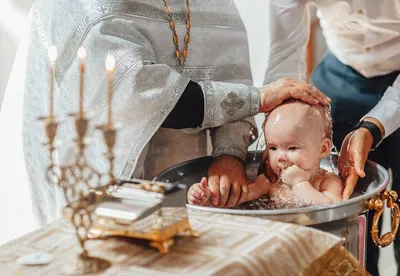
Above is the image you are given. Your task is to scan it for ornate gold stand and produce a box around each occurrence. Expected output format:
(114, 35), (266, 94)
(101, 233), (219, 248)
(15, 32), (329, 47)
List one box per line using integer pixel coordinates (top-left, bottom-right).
(91, 217), (199, 254)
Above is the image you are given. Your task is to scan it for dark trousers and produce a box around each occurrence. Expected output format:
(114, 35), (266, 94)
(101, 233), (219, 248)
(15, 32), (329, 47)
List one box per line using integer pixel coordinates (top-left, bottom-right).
(311, 52), (400, 276)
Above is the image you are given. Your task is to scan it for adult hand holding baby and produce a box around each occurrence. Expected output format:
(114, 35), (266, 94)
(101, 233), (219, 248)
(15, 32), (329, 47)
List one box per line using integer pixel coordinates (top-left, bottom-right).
(259, 78), (331, 112)
(207, 155), (247, 207)
(187, 174), (272, 207)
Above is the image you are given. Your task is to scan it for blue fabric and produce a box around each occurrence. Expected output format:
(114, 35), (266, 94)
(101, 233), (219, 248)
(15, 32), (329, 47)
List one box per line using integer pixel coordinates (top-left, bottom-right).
(311, 52), (400, 276)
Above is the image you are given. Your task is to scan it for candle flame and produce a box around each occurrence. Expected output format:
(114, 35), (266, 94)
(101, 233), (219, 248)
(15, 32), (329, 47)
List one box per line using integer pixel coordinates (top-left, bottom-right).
(106, 55), (116, 72)
(78, 47), (87, 59)
(48, 46), (57, 63)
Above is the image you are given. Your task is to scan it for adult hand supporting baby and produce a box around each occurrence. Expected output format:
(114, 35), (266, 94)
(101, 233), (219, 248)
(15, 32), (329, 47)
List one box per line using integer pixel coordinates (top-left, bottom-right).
(259, 78), (331, 112)
(208, 154), (247, 207)
(338, 128), (373, 200)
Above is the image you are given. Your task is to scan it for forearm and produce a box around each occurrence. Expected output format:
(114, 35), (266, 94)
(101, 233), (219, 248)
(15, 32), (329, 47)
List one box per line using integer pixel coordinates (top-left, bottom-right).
(163, 80), (260, 131)
(362, 75), (400, 138)
(291, 181), (333, 204)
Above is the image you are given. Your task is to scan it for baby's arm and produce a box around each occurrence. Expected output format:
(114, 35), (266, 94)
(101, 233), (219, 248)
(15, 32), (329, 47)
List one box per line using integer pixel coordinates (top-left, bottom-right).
(282, 165), (343, 204)
(269, 182), (294, 201)
(236, 174), (272, 205)
(319, 175), (344, 202)
(187, 177), (213, 206)
(291, 175), (343, 204)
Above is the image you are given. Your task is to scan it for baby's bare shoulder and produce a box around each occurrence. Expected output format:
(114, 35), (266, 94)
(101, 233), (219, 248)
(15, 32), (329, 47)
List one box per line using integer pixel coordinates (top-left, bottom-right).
(320, 173), (344, 192)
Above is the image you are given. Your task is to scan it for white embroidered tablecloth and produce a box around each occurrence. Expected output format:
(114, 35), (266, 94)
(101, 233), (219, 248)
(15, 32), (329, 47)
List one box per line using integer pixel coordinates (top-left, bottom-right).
(0, 208), (367, 275)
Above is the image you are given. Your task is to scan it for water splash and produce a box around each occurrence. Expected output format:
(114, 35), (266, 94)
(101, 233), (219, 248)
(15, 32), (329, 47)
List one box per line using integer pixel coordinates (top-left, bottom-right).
(236, 195), (313, 210)
(252, 131), (263, 162)
(329, 143), (340, 175)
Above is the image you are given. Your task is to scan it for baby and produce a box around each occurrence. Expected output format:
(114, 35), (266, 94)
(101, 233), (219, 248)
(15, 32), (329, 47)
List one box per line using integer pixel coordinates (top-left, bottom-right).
(188, 100), (344, 207)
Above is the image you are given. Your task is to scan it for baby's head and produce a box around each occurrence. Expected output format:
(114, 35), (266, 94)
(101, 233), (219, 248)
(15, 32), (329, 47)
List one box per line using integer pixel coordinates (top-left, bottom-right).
(264, 100), (332, 177)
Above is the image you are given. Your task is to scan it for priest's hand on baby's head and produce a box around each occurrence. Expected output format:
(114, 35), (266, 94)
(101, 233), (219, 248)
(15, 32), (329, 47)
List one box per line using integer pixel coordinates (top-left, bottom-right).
(281, 165), (310, 188)
(187, 177), (211, 206)
(259, 78), (331, 113)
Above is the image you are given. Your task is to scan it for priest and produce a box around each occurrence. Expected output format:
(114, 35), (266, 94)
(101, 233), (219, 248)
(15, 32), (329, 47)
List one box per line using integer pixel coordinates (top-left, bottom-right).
(7, 0), (328, 226)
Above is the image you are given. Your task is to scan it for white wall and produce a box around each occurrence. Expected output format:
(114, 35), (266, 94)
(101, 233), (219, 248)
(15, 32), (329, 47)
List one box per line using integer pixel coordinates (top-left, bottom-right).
(0, 0), (35, 246)
(0, 0), (33, 107)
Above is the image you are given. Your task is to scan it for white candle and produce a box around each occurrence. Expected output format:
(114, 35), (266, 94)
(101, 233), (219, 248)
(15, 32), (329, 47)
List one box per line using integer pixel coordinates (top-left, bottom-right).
(48, 46), (57, 118)
(105, 55), (115, 127)
(77, 47), (87, 117)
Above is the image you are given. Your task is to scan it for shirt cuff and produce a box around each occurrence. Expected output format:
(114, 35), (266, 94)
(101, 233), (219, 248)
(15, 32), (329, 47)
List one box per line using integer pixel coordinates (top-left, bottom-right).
(362, 85), (400, 138)
(199, 81), (260, 129)
(211, 118), (258, 162)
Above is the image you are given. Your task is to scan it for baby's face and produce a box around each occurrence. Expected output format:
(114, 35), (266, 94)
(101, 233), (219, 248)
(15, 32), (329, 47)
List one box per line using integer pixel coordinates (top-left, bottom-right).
(264, 102), (330, 178)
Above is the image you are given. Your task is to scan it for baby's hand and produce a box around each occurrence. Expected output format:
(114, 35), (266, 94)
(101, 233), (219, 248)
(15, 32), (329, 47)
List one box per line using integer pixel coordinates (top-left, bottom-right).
(187, 177), (212, 206)
(281, 165), (310, 187)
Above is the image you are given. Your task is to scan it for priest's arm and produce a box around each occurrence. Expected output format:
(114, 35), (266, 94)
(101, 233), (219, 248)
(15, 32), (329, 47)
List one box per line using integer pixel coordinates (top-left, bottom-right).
(162, 80), (258, 162)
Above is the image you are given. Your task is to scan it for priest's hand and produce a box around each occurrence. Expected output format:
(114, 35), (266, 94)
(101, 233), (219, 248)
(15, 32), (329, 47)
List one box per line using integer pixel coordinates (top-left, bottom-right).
(259, 78), (331, 112)
(338, 129), (372, 200)
(208, 154), (247, 207)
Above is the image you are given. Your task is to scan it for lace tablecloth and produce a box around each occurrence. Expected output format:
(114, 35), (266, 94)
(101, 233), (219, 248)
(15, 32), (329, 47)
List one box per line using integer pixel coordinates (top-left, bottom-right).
(0, 208), (368, 275)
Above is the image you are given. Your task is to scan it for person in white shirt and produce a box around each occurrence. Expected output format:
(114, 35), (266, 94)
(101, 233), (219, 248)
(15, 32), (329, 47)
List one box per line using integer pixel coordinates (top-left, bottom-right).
(267, 1), (400, 275)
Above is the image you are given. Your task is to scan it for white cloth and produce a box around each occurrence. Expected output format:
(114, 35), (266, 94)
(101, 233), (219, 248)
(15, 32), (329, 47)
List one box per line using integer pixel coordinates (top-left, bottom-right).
(363, 75), (400, 138)
(264, 0), (309, 84)
(265, 0), (400, 138)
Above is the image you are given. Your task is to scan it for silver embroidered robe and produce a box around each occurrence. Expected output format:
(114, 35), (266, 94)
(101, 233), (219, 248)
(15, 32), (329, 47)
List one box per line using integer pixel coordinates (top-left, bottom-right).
(18, 0), (260, 225)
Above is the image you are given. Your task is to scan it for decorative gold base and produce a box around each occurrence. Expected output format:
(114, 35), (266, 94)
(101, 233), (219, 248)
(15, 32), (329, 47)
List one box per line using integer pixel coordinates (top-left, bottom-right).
(150, 239), (175, 254)
(91, 218), (200, 254)
(61, 255), (111, 275)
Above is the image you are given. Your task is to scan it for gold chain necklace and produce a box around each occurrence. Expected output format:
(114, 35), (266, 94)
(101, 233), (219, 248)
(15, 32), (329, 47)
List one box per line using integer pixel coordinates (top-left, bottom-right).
(162, 0), (191, 72)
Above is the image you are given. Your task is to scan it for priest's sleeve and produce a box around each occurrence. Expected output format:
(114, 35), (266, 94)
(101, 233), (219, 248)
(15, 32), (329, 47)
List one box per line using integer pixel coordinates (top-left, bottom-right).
(162, 80), (258, 161)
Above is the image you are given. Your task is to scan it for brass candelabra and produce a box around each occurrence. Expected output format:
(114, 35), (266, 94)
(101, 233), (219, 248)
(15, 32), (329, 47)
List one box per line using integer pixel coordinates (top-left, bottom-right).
(39, 113), (119, 274)
(39, 46), (199, 274)
(38, 46), (117, 274)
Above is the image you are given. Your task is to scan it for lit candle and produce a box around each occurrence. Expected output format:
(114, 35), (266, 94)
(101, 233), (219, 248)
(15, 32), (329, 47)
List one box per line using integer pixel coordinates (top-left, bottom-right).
(77, 47), (87, 117)
(105, 55), (115, 127)
(48, 46), (57, 118)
